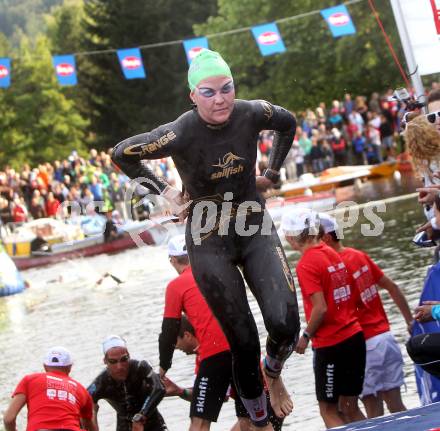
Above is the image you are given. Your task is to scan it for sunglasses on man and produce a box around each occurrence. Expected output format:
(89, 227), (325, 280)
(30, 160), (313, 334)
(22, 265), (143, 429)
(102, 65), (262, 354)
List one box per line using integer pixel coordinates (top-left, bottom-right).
(106, 354), (130, 365)
(426, 111), (440, 124)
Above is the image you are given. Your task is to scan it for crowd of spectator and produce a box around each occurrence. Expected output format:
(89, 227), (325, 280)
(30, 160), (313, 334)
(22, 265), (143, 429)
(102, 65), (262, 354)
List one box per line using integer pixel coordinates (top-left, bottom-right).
(0, 149), (181, 227)
(1, 84), (438, 227)
(258, 86), (440, 180)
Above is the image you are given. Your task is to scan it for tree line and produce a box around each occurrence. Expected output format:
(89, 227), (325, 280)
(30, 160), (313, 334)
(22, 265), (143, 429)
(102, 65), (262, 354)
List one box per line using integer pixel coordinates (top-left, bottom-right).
(0, 0), (412, 168)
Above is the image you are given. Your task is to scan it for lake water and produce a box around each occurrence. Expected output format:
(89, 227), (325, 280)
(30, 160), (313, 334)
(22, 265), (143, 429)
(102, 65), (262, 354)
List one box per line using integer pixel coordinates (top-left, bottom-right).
(0, 174), (434, 431)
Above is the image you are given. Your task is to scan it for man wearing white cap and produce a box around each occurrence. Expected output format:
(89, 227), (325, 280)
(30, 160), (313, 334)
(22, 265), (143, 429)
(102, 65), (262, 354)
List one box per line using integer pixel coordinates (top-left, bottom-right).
(280, 208), (366, 429)
(318, 212), (412, 418)
(158, 234), (232, 430)
(3, 346), (96, 431)
(87, 335), (167, 431)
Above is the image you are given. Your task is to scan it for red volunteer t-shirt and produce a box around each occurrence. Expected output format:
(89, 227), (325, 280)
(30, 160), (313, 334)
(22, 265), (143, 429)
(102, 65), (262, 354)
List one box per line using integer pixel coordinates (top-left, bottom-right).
(296, 242), (362, 348)
(339, 247), (389, 339)
(13, 371), (93, 431)
(163, 267), (230, 362)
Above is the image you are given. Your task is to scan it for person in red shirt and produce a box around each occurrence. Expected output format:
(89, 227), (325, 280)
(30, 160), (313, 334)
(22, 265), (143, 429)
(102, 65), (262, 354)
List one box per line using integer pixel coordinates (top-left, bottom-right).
(12, 196), (28, 223)
(3, 346), (96, 431)
(280, 208), (366, 429)
(45, 192), (61, 218)
(158, 235), (235, 430)
(318, 212), (412, 418)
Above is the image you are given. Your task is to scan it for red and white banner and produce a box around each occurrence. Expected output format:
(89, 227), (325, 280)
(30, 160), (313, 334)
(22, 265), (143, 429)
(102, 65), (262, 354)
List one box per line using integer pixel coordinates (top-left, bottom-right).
(431, 0), (440, 35)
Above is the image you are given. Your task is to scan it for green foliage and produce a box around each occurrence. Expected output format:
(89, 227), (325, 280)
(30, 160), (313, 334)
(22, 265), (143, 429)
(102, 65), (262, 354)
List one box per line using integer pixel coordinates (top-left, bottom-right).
(44, 0), (88, 120)
(0, 0), (63, 49)
(45, 0), (85, 54)
(0, 35), (88, 169)
(80, 0), (217, 148)
(195, 0), (406, 111)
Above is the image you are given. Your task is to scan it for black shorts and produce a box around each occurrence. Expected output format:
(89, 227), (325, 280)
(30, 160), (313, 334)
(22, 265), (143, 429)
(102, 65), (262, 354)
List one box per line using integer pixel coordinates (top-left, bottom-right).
(235, 392), (284, 431)
(314, 331), (366, 403)
(190, 350), (232, 421)
(407, 333), (440, 379)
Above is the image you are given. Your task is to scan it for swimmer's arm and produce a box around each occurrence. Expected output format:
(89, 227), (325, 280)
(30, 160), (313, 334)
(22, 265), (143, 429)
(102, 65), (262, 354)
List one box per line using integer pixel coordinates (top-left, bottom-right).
(139, 366), (166, 417)
(111, 122), (183, 195)
(254, 101), (297, 182)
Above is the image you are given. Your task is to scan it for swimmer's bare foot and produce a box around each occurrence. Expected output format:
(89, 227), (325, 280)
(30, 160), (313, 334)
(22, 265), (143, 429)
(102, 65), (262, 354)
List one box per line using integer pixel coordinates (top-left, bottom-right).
(265, 374), (293, 418)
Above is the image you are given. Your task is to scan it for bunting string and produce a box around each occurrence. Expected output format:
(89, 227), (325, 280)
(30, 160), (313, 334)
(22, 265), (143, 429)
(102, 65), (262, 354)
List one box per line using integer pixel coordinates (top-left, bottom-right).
(0, 0), (365, 87)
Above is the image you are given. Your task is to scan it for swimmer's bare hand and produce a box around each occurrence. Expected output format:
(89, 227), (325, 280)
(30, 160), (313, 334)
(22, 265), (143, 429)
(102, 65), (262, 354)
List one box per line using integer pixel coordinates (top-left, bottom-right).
(132, 420), (145, 431)
(295, 335), (309, 354)
(256, 176), (274, 192)
(161, 186), (191, 222)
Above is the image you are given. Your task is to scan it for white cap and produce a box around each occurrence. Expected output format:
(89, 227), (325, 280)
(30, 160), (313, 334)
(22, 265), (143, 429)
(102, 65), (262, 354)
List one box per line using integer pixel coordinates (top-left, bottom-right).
(44, 346), (73, 367)
(168, 235), (188, 257)
(318, 212), (339, 234)
(102, 335), (127, 355)
(280, 207), (319, 236)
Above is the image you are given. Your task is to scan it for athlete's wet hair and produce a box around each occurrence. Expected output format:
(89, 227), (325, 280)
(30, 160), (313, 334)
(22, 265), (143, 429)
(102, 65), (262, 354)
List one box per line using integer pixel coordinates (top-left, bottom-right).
(178, 315), (195, 338)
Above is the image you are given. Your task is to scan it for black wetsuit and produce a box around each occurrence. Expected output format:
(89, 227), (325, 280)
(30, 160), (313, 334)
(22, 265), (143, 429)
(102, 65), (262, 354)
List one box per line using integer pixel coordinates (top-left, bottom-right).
(407, 333), (440, 379)
(87, 360), (167, 431)
(112, 100), (301, 412)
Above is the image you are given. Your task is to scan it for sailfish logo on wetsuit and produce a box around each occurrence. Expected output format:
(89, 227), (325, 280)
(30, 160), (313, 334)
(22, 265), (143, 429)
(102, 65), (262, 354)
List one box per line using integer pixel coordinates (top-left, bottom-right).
(211, 152), (245, 180)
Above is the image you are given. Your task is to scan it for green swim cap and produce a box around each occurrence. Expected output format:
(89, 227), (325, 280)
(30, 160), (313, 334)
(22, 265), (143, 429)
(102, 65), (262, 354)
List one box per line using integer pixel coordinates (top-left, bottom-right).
(188, 49), (233, 91)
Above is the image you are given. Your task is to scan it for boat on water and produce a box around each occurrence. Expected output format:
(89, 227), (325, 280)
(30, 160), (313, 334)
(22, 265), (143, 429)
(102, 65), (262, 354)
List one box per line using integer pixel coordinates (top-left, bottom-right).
(278, 161), (397, 198)
(1, 217), (157, 271)
(0, 245), (25, 297)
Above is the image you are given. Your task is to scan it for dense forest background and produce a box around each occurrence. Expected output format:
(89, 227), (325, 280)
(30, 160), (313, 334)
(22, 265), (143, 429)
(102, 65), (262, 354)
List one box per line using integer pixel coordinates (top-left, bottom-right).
(0, 0), (432, 167)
